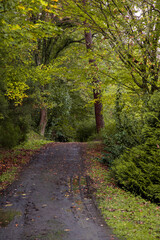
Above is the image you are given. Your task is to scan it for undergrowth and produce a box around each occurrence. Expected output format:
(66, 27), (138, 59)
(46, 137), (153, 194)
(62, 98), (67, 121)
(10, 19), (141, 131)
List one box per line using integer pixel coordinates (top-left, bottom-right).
(16, 131), (53, 150)
(102, 91), (160, 204)
(0, 167), (17, 190)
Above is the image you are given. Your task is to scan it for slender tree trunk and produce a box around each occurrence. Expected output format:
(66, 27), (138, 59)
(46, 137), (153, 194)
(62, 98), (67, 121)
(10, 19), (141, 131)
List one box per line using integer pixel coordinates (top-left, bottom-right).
(84, 30), (104, 133)
(93, 82), (104, 133)
(39, 108), (47, 136)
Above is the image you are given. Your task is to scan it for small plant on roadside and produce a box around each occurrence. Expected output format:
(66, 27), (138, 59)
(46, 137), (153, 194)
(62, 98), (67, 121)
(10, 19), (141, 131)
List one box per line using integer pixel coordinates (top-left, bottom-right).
(0, 167), (17, 190)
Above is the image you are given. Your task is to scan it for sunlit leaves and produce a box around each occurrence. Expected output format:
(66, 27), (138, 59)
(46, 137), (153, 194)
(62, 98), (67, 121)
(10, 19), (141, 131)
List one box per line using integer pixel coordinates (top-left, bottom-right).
(6, 82), (29, 106)
(62, 0), (160, 93)
(0, 0), (63, 107)
(16, 0), (59, 15)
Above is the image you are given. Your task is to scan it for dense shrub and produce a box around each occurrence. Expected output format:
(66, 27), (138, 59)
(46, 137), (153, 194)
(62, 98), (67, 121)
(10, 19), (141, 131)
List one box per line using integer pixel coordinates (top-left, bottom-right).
(102, 89), (143, 165)
(76, 121), (96, 142)
(111, 139), (160, 203)
(0, 120), (26, 148)
(103, 126), (143, 166)
(102, 131), (128, 165)
(0, 106), (29, 148)
(111, 91), (160, 203)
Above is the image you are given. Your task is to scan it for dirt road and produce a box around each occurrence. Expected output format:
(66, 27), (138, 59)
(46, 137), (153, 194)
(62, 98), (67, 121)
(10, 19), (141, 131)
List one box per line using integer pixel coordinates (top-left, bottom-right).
(0, 143), (119, 240)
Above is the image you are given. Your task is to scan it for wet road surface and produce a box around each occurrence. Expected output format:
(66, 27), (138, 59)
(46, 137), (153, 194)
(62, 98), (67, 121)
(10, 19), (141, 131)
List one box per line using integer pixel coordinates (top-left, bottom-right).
(0, 143), (119, 240)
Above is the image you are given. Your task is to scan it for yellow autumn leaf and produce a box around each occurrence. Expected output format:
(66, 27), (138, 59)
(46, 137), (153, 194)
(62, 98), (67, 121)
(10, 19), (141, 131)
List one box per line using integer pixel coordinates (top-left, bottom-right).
(1, 19), (6, 24)
(18, 5), (25, 10)
(11, 25), (21, 31)
(5, 204), (13, 207)
(39, 0), (48, 6)
(27, 8), (33, 11)
(45, 9), (52, 13)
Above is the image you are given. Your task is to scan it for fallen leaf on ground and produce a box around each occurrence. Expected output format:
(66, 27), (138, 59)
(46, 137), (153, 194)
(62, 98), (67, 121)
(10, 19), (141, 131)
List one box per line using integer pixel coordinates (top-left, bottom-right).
(64, 229), (71, 232)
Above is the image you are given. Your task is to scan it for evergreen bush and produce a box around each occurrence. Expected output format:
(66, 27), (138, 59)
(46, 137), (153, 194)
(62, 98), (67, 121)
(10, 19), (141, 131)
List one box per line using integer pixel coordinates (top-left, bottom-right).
(0, 120), (21, 148)
(111, 91), (160, 203)
(0, 117), (28, 148)
(111, 139), (160, 203)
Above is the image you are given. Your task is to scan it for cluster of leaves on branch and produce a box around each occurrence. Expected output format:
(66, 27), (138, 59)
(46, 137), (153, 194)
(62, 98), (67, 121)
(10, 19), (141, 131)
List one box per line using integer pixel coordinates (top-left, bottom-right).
(63, 0), (160, 93)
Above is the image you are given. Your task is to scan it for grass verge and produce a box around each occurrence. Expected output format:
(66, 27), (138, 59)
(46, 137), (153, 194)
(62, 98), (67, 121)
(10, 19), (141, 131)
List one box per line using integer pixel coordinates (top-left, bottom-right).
(0, 131), (53, 191)
(16, 131), (53, 150)
(86, 143), (160, 240)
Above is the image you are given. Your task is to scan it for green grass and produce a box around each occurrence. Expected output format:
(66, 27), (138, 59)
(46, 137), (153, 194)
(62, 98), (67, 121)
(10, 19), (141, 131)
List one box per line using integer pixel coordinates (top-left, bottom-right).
(87, 156), (160, 240)
(15, 131), (53, 150)
(0, 208), (22, 227)
(18, 138), (52, 150)
(0, 167), (17, 190)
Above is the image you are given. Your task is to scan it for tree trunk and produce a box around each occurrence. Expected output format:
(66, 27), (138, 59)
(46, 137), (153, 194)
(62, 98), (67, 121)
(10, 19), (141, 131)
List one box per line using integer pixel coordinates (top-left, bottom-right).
(93, 85), (104, 133)
(39, 108), (47, 136)
(84, 30), (104, 133)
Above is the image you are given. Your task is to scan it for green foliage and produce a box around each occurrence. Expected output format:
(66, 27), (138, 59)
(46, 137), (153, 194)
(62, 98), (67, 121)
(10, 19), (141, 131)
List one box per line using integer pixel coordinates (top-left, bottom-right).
(102, 88), (143, 165)
(0, 209), (21, 228)
(0, 92), (8, 120)
(42, 78), (95, 142)
(0, 99), (32, 148)
(64, 0), (160, 93)
(44, 80), (73, 141)
(111, 141), (160, 203)
(47, 121), (75, 142)
(0, 118), (27, 149)
(76, 120), (96, 142)
(17, 130), (53, 149)
(0, 167), (17, 185)
(111, 91), (160, 203)
(0, 120), (21, 148)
